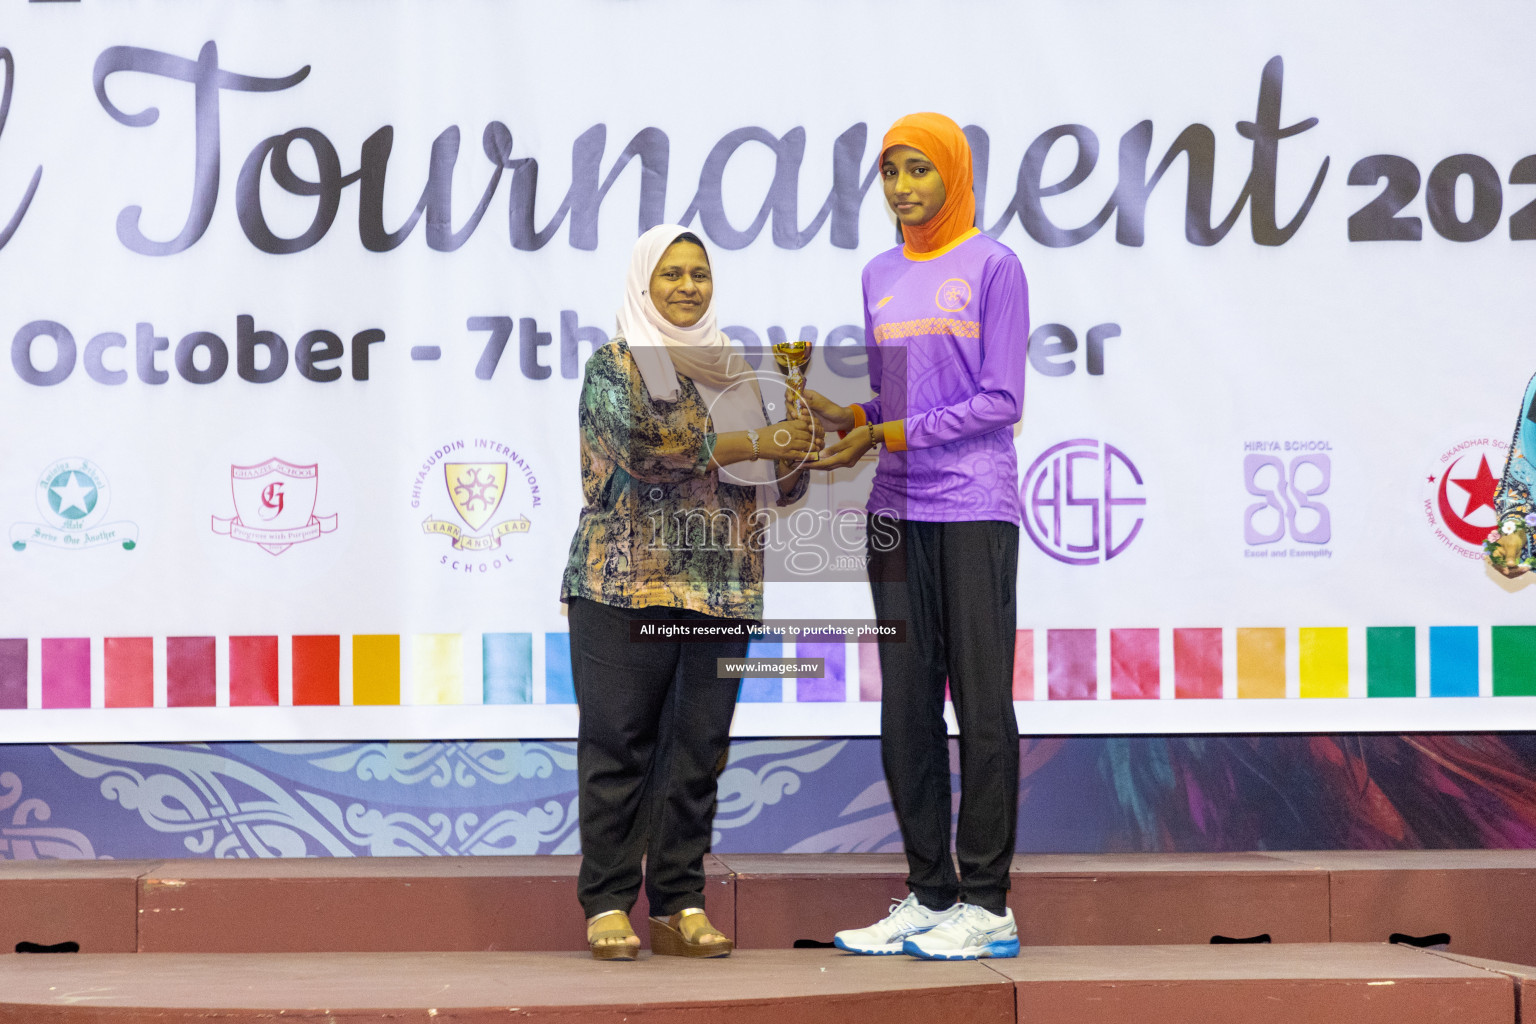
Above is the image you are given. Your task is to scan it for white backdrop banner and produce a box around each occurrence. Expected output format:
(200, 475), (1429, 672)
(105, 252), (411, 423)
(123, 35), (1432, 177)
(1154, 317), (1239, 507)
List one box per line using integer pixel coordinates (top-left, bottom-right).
(1, 0), (1534, 741)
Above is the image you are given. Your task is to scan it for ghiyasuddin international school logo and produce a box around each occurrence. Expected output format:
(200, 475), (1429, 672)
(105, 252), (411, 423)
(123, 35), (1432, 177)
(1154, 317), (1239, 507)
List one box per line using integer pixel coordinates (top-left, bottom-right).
(413, 438), (540, 572)
(212, 459), (337, 555)
(1021, 439), (1146, 565)
(11, 458), (138, 551)
(1425, 437), (1507, 561)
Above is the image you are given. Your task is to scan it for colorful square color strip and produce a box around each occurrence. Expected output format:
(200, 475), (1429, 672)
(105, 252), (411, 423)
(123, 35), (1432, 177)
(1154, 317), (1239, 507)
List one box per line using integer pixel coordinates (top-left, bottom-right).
(545, 633), (575, 704)
(6, 625), (1536, 709)
(0, 639), (24, 710)
(1366, 627), (1414, 698)
(739, 634), (782, 703)
(41, 638), (90, 709)
(1047, 629), (1096, 700)
(229, 636), (279, 706)
(1298, 627), (1347, 699)
(104, 637), (153, 708)
(1011, 630), (1033, 700)
(166, 637), (216, 707)
(796, 641), (844, 702)
(1110, 628), (1158, 699)
(1173, 628), (1221, 699)
(483, 633), (532, 704)
(1237, 628), (1284, 699)
(352, 634), (400, 706)
(292, 635), (340, 706)
(857, 641), (881, 702)
(1492, 626), (1536, 696)
(412, 634), (462, 705)
(1429, 626), (1477, 697)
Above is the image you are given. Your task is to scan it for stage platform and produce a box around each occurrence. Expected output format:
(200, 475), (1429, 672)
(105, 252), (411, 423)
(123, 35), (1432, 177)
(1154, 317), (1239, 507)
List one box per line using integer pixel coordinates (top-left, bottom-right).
(0, 944), (1524, 1023)
(3, 851), (1536, 963)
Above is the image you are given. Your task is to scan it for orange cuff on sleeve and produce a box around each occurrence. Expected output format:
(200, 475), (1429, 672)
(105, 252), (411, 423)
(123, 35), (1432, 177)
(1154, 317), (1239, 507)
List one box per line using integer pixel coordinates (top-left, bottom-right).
(838, 404), (869, 440)
(883, 419), (908, 452)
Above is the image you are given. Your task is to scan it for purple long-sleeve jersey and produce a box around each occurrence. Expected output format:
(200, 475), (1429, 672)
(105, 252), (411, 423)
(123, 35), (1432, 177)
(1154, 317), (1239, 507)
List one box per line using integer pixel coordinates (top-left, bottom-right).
(855, 230), (1030, 524)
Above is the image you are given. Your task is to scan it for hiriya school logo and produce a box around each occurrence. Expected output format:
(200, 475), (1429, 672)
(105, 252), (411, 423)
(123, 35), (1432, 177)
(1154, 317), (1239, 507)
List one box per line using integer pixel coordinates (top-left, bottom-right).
(1021, 439), (1146, 565)
(212, 459), (338, 555)
(413, 438), (540, 572)
(934, 278), (971, 312)
(11, 458), (138, 551)
(1242, 440), (1332, 561)
(1425, 437), (1507, 560)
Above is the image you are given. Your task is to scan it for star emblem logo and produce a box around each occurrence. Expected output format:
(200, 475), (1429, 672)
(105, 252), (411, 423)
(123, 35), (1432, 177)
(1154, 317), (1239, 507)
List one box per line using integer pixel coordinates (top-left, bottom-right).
(1449, 455), (1500, 519)
(48, 471), (97, 521)
(14, 457), (137, 552)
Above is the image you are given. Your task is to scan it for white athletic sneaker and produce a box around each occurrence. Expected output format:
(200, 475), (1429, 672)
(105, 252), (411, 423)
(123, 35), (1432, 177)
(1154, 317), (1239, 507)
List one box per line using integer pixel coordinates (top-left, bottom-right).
(833, 894), (961, 955)
(902, 903), (1019, 960)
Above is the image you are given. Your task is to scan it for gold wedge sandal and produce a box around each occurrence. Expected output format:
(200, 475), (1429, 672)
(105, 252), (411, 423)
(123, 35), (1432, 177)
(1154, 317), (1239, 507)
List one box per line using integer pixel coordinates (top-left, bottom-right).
(649, 908), (733, 958)
(587, 910), (640, 961)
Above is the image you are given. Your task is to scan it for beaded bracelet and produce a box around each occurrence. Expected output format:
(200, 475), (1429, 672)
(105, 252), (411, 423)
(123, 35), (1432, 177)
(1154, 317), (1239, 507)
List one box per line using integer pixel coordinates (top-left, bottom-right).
(867, 422), (877, 449)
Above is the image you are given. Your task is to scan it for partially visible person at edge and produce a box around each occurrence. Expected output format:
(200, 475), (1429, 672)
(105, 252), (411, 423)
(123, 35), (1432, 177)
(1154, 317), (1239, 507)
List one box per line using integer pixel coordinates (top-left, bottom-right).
(802, 112), (1029, 960)
(1486, 370), (1536, 579)
(560, 224), (820, 960)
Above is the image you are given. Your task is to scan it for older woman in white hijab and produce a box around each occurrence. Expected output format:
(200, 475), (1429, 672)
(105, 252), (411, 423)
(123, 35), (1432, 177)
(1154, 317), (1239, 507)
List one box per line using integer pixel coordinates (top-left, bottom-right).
(560, 226), (820, 960)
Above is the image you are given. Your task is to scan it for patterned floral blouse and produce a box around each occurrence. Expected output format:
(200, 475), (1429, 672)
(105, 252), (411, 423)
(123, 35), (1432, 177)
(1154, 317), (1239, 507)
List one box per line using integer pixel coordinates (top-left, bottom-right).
(560, 337), (807, 621)
(1496, 370), (1536, 561)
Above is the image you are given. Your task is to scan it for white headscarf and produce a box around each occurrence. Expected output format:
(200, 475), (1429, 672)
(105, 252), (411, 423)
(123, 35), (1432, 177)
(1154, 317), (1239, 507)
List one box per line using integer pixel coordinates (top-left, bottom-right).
(619, 224), (773, 486)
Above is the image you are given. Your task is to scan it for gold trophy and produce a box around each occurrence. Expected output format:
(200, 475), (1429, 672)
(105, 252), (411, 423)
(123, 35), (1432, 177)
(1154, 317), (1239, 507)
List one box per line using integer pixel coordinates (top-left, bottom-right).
(771, 339), (813, 414)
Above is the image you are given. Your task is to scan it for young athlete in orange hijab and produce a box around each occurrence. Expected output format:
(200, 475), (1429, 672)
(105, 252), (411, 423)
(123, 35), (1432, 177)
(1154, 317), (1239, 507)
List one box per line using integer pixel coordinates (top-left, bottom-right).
(809, 113), (1030, 960)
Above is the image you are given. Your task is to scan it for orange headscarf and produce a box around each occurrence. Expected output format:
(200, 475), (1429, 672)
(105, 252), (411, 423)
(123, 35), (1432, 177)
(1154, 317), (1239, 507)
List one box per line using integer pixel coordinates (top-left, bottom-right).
(881, 112), (976, 255)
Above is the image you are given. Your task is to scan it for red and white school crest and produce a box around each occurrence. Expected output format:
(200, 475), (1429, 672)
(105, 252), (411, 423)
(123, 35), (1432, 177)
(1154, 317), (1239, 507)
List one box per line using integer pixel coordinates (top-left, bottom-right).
(212, 459), (338, 555)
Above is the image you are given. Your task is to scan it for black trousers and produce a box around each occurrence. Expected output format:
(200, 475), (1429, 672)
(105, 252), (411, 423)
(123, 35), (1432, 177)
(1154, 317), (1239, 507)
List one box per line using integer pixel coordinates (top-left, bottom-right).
(867, 518), (1020, 915)
(569, 597), (747, 919)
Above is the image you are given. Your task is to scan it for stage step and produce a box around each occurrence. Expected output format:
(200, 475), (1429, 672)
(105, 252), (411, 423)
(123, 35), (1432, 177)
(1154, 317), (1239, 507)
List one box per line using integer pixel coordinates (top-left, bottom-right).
(0, 858), (153, 954)
(137, 854), (733, 953)
(1001, 943), (1513, 1024)
(1008, 853), (1331, 945)
(1271, 851), (1536, 967)
(0, 949), (1014, 1024)
(1433, 951), (1536, 1022)
(723, 853), (911, 948)
(3, 852), (1536, 964)
(727, 852), (1333, 947)
(0, 945), (1514, 1024)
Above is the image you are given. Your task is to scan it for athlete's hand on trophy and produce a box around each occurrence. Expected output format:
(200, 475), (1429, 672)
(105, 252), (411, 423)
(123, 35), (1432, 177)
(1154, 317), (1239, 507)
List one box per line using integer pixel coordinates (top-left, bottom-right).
(785, 397), (825, 451)
(798, 390), (856, 433)
(761, 416), (820, 463)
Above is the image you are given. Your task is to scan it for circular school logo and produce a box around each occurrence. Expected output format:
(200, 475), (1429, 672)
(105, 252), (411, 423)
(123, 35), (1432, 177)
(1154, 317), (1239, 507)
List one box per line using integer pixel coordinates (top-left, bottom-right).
(1424, 437), (1507, 561)
(45, 466), (99, 522)
(935, 278), (971, 312)
(1020, 439), (1146, 565)
(410, 438), (541, 574)
(11, 457), (138, 551)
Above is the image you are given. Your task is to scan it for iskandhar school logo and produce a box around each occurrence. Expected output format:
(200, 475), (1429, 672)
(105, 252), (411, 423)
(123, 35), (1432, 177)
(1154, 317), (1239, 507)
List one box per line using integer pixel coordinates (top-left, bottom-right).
(1425, 437), (1507, 561)
(11, 458), (138, 552)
